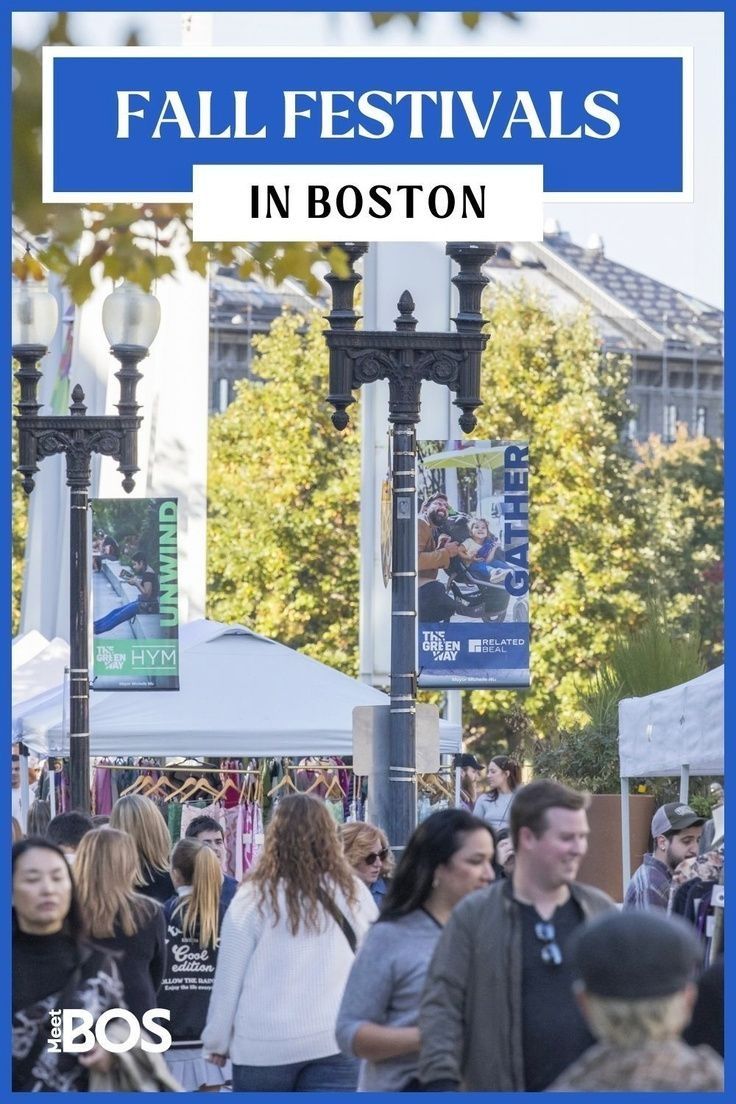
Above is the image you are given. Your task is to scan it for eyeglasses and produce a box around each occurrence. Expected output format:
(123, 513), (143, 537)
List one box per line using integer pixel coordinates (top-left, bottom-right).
(363, 849), (389, 865)
(534, 921), (563, 966)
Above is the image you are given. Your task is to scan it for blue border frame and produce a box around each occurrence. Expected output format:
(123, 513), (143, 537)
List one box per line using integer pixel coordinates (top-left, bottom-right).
(5, 4), (730, 1102)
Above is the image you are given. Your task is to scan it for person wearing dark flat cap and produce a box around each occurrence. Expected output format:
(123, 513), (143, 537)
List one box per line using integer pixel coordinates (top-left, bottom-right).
(456, 753), (482, 812)
(624, 802), (705, 911)
(548, 911), (723, 1092)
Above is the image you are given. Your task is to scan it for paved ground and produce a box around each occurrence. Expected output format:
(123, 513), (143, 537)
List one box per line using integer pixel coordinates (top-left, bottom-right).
(92, 570), (135, 639)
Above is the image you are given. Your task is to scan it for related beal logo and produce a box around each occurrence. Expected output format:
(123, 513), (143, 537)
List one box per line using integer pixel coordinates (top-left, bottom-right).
(47, 1008), (172, 1054)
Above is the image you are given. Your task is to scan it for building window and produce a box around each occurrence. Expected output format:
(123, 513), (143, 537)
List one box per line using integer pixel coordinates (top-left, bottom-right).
(695, 406), (707, 437)
(663, 403), (677, 442)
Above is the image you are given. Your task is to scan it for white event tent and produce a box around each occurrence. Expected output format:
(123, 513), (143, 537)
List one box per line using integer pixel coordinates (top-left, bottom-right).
(13, 619), (462, 759)
(13, 632), (71, 708)
(617, 665), (724, 894)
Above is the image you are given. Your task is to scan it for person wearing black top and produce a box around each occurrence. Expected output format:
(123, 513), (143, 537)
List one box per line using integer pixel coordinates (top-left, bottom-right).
(160, 838), (232, 1090)
(110, 792), (175, 903)
(75, 828), (166, 1020)
(93, 550), (159, 634)
(12, 838), (123, 1092)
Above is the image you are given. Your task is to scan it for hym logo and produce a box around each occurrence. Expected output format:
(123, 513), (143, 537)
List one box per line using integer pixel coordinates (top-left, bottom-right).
(47, 1008), (172, 1054)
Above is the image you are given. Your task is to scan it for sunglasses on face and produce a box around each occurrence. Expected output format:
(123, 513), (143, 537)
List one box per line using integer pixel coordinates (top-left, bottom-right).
(534, 921), (563, 967)
(363, 849), (389, 865)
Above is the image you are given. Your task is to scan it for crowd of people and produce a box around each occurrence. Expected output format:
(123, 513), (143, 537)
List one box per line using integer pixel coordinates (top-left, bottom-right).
(11, 756), (724, 1093)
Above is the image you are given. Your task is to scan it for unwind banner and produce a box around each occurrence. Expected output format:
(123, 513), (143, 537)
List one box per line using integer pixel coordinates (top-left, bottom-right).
(417, 441), (530, 689)
(91, 497), (180, 690)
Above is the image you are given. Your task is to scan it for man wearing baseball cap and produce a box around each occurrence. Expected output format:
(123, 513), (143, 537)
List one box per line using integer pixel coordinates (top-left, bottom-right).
(624, 802), (705, 911)
(548, 911), (723, 1091)
(456, 753), (482, 811)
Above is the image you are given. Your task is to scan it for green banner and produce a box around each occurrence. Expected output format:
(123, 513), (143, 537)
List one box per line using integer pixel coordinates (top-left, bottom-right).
(91, 497), (180, 690)
(94, 639), (179, 677)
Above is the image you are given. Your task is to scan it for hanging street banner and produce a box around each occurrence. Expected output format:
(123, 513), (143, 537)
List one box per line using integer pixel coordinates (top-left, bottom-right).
(91, 497), (180, 690)
(417, 441), (530, 689)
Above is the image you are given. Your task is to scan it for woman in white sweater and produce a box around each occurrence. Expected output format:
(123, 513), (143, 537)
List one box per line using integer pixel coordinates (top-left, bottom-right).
(203, 793), (377, 1092)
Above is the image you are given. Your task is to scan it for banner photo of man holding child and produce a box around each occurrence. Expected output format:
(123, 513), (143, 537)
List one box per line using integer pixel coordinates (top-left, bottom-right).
(91, 497), (180, 690)
(417, 441), (530, 689)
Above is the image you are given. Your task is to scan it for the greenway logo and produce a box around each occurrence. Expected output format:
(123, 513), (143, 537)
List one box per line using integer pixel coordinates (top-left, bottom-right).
(47, 1009), (171, 1054)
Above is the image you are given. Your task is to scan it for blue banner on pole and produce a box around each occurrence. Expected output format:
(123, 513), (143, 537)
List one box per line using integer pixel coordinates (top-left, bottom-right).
(417, 441), (530, 690)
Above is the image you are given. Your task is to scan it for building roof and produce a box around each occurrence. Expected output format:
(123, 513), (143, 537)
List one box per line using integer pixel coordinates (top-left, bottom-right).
(211, 267), (324, 324)
(487, 227), (722, 359)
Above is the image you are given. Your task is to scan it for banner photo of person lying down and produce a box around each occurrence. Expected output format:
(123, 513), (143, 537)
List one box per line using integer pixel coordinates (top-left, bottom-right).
(91, 497), (180, 690)
(417, 441), (529, 689)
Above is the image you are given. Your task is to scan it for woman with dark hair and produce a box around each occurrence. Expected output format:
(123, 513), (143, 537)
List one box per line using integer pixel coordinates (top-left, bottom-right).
(474, 755), (522, 833)
(203, 793), (377, 1092)
(12, 838), (124, 1091)
(336, 809), (494, 1091)
(74, 828), (166, 1022)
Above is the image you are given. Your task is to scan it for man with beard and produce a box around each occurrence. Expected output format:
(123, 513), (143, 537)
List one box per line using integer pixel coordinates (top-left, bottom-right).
(624, 803), (705, 911)
(417, 492), (470, 622)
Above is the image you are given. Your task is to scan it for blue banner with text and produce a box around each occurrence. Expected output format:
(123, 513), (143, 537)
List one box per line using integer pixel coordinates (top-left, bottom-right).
(46, 51), (685, 196)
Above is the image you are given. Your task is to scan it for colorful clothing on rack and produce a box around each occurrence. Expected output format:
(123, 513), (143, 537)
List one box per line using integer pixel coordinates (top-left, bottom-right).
(167, 802), (183, 845)
(180, 802), (225, 839)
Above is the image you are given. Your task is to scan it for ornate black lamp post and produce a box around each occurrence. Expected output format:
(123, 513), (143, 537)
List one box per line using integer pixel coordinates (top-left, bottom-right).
(325, 242), (495, 846)
(13, 280), (160, 812)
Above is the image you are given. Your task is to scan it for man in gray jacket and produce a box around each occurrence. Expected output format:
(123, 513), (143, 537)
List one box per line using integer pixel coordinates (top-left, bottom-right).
(418, 779), (615, 1091)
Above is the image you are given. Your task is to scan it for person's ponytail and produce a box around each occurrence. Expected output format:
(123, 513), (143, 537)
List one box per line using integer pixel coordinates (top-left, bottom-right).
(171, 838), (222, 950)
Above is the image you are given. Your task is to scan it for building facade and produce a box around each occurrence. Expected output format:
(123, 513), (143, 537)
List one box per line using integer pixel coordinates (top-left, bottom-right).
(208, 233), (723, 442)
(487, 224), (723, 443)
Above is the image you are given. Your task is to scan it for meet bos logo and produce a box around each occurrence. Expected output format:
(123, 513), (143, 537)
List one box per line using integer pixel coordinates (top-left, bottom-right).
(48, 1008), (171, 1054)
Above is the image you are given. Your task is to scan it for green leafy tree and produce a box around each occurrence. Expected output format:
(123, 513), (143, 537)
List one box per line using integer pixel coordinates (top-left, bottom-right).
(207, 312), (361, 672)
(632, 428), (723, 665)
(12, 15), (333, 300)
(467, 286), (640, 746)
(531, 609), (708, 801)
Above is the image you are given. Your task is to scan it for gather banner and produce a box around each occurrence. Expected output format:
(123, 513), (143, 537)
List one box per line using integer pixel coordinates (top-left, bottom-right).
(417, 441), (530, 690)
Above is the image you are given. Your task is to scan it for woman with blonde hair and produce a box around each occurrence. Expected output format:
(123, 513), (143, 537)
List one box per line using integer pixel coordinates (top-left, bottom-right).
(159, 838), (231, 1091)
(74, 827), (166, 1020)
(110, 793), (174, 903)
(341, 822), (394, 910)
(203, 793), (377, 1092)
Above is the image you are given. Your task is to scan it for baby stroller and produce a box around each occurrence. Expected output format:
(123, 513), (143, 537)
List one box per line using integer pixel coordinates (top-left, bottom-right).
(445, 557), (512, 623)
(438, 512), (527, 624)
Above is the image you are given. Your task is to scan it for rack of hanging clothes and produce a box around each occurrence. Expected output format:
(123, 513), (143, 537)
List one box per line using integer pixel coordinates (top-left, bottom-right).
(92, 758), (266, 879)
(417, 768), (457, 822)
(35, 758), (70, 817)
(91, 756), (463, 864)
(91, 755), (364, 879)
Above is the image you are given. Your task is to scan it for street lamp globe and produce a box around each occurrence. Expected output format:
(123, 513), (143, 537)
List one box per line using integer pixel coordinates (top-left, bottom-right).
(12, 282), (59, 350)
(102, 280), (161, 350)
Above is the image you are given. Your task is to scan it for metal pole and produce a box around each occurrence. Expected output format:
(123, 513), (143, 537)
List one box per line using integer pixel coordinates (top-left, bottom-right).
(388, 423), (418, 846)
(679, 763), (690, 804)
(620, 776), (631, 901)
(68, 473), (90, 812)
